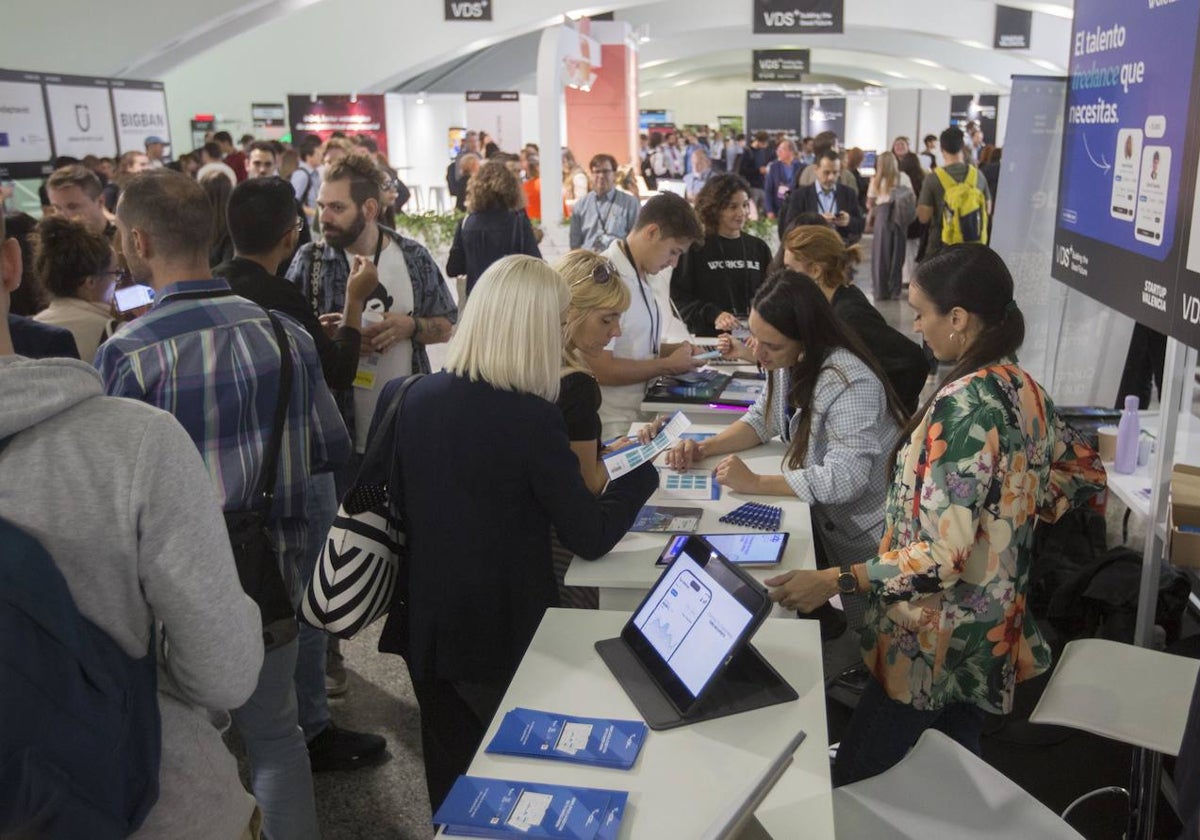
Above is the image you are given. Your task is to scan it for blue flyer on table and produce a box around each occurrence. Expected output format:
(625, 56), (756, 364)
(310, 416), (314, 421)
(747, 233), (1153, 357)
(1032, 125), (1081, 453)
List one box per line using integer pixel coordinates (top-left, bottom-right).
(434, 775), (627, 839)
(485, 708), (648, 769)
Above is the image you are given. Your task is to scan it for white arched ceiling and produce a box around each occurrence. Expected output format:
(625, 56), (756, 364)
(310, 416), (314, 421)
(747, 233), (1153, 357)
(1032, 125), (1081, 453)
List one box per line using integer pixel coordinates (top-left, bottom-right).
(6, 0), (1074, 153)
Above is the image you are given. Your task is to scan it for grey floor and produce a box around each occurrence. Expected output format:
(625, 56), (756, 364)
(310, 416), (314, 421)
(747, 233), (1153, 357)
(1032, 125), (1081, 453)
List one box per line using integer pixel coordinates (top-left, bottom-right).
(258, 245), (1152, 839)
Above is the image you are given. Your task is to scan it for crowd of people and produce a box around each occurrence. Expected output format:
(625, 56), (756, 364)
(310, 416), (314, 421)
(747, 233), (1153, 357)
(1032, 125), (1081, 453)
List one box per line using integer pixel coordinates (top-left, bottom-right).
(2, 112), (1104, 840)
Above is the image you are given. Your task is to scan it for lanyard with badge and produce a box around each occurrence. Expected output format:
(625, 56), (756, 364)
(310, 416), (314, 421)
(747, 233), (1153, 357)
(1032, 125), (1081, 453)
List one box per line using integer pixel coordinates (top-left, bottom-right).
(353, 232), (388, 390)
(620, 240), (661, 355)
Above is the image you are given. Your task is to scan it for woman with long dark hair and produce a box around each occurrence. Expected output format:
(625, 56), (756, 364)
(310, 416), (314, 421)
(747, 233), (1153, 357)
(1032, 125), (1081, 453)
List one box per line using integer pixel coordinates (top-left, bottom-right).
(669, 173), (773, 336)
(667, 270), (907, 630)
(769, 245), (1106, 785)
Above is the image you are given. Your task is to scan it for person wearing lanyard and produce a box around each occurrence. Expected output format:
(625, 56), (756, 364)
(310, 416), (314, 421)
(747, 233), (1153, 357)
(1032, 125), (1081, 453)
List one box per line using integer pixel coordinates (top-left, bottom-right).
(568, 153), (640, 252)
(589, 193), (707, 439)
(777, 149), (865, 245)
(669, 270), (908, 638)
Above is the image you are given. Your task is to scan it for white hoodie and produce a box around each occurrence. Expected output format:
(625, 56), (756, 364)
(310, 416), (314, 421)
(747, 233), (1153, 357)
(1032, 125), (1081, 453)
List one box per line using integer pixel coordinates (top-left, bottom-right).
(0, 356), (263, 840)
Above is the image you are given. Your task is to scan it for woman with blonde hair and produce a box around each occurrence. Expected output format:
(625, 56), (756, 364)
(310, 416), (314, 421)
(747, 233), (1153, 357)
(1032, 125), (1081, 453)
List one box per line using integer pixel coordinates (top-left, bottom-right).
(548, 249), (634, 608)
(446, 159), (541, 300)
(866, 151), (913, 301)
(556, 249), (633, 493)
(373, 254), (657, 811)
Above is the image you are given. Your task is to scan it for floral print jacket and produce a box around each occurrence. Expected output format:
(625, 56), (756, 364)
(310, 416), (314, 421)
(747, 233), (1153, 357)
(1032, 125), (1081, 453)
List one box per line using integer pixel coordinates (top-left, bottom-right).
(860, 358), (1106, 714)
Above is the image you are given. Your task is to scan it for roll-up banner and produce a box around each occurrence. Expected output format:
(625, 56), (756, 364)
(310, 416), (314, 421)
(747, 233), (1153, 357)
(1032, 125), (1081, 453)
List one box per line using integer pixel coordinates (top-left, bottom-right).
(1050, 0), (1200, 348)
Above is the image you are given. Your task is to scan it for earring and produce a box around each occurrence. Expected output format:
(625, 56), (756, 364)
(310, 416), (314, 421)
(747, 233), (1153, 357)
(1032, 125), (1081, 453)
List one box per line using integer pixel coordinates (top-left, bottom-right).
(949, 331), (958, 343)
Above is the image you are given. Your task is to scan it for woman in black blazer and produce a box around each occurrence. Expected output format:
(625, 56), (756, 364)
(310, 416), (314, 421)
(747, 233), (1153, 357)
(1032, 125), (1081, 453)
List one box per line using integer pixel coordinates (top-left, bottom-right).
(375, 255), (657, 812)
(446, 160), (542, 301)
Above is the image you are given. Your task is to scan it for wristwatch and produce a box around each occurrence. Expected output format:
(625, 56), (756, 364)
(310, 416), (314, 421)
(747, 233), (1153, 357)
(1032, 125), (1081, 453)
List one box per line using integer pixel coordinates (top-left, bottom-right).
(837, 568), (857, 595)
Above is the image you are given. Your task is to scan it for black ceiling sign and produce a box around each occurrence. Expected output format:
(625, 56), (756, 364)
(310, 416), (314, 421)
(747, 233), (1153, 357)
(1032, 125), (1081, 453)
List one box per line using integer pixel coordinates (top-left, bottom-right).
(753, 49), (811, 81)
(994, 5), (1033, 49)
(753, 0), (843, 34)
(445, 0), (491, 21)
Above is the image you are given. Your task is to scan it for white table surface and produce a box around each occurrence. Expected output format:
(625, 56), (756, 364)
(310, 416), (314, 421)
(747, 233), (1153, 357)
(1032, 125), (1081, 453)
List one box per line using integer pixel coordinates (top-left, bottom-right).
(444, 608), (834, 840)
(1105, 411), (1200, 521)
(566, 426), (816, 611)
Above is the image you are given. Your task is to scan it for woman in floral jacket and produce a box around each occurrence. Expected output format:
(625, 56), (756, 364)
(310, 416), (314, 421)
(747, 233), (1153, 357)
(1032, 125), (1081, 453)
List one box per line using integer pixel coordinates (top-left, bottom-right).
(767, 244), (1106, 785)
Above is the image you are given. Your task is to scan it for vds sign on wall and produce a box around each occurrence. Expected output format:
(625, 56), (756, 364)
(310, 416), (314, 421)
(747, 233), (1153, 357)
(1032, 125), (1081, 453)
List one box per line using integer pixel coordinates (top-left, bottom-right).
(753, 0), (843, 34)
(445, 0), (491, 20)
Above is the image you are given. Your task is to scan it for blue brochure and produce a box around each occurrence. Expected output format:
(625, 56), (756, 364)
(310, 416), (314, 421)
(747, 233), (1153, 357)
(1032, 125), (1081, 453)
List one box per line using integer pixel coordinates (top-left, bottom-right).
(434, 775), (627, 839)
(485, 708), (648, 769)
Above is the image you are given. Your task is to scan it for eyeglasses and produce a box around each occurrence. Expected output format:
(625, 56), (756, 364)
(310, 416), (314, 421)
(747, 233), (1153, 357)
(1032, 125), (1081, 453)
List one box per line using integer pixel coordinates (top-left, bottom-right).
(103, 268), (132, 284)
(590, 168), (615, 175)
(570, 261), (617, 288)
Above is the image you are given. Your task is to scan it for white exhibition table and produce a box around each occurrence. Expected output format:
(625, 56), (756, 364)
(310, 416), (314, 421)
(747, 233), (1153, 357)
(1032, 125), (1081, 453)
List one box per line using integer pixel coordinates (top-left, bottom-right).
(442, 608), (835, 840)
(1106, 411), (1200, 523)
(566, 426), (816, 612)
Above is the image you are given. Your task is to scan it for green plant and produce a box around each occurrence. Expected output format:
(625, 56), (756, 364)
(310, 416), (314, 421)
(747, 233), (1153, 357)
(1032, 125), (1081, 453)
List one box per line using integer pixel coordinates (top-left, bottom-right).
(744, 217), (777, 242)
(394, 211), (463, 250)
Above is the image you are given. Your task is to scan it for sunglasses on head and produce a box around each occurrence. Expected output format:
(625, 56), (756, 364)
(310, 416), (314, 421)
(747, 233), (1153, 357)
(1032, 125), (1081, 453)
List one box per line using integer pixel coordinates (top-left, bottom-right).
(570, 261), (617, 288)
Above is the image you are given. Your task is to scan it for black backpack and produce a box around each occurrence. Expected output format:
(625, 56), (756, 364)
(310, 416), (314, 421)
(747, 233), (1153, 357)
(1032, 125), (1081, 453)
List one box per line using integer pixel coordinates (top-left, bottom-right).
(0, 512), (160, 838)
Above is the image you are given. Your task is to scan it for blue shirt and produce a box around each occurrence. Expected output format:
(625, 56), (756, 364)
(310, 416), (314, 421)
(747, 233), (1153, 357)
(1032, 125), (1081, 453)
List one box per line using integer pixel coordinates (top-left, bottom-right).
(95, 278), (350, 588)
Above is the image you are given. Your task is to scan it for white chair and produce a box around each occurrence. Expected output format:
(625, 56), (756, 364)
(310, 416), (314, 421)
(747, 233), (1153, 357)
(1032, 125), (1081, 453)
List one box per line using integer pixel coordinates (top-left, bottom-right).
(1029, 637), (1200, 835)
(428, 185), (448, 213)
(406, 184), (425, 213)
(1030, 638), (1199, 756)
(832, 729), (1084, 839)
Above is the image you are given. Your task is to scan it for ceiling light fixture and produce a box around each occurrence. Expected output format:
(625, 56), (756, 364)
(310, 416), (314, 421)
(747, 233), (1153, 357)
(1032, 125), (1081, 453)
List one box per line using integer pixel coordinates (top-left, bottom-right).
(911, 58), (941, 68)
(958, 39), (989, 50)
(1030, 58), (1064, 72)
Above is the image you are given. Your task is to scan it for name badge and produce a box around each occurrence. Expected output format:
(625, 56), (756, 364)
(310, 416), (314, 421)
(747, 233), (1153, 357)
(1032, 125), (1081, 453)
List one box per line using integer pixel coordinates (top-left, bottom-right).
(354, 354), (379, 389)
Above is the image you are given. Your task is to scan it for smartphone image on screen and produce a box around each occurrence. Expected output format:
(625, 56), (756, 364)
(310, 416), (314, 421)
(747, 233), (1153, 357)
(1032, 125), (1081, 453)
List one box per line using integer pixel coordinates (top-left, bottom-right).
(1135, 145), (1171, 246)
(114, 284), (154, 312)
(1110, 128), (1143, 221)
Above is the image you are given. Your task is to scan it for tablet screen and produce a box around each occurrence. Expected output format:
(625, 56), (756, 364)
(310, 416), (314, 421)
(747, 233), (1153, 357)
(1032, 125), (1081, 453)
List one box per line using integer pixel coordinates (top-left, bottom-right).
(630, 547), (756, 700)
(657, 532), (788, 567)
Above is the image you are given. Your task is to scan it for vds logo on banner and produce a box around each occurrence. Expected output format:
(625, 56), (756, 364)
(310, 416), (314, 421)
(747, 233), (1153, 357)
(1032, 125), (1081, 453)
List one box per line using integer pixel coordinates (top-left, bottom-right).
(754, 0), (844, 34)
(445, 0), (491, 20)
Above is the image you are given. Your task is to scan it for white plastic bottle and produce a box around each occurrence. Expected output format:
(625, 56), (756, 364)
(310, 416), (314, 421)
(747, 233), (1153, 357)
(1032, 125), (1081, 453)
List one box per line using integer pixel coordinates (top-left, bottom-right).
(1114, 394), (1140, 475)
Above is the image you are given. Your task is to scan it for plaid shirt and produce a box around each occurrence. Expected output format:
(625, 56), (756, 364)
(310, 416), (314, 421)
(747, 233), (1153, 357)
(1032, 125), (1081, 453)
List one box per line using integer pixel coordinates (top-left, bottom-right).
(285, 226), (457, 444)
(740, 348), (900, 572)
(95, 279), (350, 591)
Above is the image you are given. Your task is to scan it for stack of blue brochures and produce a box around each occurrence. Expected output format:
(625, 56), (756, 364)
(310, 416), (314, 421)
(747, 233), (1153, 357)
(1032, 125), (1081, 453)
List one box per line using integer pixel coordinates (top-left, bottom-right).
(485, 708), (648, 769)
(434, 776), (628, 839)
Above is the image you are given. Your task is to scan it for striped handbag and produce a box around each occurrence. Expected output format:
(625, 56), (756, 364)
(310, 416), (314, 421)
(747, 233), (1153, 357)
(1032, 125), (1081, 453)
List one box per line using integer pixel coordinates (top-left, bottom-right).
(300, 374), (423, 639)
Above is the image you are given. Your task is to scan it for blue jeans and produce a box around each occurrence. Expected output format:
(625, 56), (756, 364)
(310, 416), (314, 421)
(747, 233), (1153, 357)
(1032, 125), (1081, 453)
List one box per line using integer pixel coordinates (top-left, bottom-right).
(231, 636), (319, 840)
(296, 472), (337, 740)
(832, 675), (986, 787)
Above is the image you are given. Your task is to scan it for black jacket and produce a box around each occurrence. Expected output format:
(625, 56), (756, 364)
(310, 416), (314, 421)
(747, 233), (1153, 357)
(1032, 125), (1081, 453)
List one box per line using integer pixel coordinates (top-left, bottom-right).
(831, 284), (926, 414)
(9, 314), (79, 360)
(214, 257), (362, 391)
(446, 209), (542, 295)
(378, 372), (657, 682)
(670, 233), (773, 336)
(778, 182), (865, 244)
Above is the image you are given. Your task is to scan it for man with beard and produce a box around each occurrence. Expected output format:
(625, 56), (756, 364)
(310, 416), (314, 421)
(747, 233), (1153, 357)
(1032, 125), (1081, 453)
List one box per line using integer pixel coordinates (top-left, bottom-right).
(287, 150), (457, 472)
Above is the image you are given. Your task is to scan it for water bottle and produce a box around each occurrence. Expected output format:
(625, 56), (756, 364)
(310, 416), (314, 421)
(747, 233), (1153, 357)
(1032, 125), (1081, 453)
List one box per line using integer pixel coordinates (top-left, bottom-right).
(1114, 394), (1140, 474)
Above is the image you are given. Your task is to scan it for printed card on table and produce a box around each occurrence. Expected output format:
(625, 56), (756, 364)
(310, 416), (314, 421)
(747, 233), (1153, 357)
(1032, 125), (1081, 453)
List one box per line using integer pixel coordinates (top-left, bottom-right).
(602, 411), (691, 480)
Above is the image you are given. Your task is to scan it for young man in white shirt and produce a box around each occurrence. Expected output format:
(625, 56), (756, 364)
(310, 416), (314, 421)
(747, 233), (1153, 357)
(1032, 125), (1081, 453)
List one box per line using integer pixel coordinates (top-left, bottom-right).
(590, 193), (706, 438)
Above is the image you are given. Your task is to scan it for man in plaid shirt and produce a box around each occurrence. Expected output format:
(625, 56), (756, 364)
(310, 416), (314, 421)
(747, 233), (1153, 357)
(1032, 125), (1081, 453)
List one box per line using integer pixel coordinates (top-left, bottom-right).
(97, 170), (355, 840)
